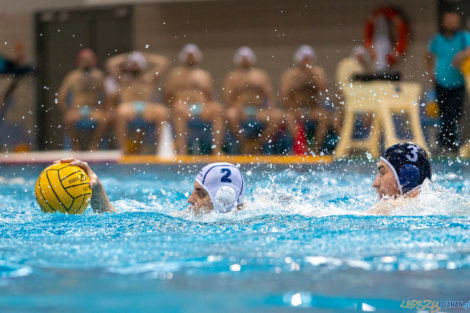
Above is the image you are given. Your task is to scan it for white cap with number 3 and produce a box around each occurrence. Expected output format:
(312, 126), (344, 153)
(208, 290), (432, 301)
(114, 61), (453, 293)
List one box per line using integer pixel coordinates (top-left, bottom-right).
(195, 163), (245, 213)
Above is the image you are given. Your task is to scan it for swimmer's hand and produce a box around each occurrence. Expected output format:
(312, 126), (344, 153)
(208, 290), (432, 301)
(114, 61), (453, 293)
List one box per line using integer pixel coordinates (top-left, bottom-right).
(367, 197), (409, 215)
(53, 158), (116, 213)
(367, 202), (394, 215)
(368, 189), (420, 215)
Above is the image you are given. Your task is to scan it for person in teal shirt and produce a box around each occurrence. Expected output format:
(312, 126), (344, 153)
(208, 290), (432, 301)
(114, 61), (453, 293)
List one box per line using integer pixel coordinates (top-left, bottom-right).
(426, 11), (470, 152)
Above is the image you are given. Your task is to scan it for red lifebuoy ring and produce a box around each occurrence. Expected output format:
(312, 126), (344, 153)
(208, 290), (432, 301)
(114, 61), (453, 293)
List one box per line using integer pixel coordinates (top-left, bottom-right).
(364, 7), (410, 66)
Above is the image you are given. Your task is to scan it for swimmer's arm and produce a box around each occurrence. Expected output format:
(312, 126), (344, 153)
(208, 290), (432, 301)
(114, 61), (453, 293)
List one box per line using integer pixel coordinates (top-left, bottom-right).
(57, 72), (74, 114)
(261, 72), (276, 108)
(312, 110), (329, 152)
(201, 71), (215, 101)
(367, 202), (393, 215)
(312, 66), (327, 94)
(90, 177), (116, 214)
(105, 53), (129, 78)
(190, 70), (214, 101)
(163, 68), (179, 104)
(367, 198), (405, 215)
(222, 73), (236, 107)
(279, 71), (295, 108)
(144, 53), (169, 81)
(54, 158), (116, 214)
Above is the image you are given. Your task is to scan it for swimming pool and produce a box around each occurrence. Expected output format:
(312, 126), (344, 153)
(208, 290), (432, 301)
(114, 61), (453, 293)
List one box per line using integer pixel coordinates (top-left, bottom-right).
(0, 160), (469, 312)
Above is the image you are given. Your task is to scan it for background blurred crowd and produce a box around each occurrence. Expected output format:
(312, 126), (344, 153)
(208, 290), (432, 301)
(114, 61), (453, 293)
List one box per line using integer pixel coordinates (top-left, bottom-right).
(1, 2), (470, 156)
(58, 43), (341, 155)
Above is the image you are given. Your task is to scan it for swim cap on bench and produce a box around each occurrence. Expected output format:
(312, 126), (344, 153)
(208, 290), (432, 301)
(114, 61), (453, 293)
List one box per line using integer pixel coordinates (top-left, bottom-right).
(195, 162), (245, 213)
(380, 142), (432, 195)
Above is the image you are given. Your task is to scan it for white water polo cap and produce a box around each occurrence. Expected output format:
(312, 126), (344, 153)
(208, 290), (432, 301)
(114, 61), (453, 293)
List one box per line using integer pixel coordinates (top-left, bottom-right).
(195, 163), (245, 213)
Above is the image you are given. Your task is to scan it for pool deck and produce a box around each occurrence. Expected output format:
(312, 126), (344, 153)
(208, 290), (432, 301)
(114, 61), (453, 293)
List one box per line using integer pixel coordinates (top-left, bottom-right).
(0, 150), (333, 165)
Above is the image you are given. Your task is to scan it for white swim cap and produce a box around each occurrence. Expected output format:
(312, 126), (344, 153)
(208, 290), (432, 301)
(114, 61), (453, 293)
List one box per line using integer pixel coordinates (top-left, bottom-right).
(195, 162), (245, 213)
(127, 51), (148, 70)
(294, 45), (316, 64)
(233, 46), (256, 66)
(179, 43), (203, 64)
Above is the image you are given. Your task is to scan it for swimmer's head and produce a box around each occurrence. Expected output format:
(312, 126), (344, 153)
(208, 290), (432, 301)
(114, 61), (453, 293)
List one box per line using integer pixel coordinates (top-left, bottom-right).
(76, 48), (97, 70)
(233, 46), (256, 68)
(187, 162), (244, 214)
(294, 45), (316, 67)
(125, 51), (148, 73)
(179, 43), (202, 66)
(373, 142), (432, 199)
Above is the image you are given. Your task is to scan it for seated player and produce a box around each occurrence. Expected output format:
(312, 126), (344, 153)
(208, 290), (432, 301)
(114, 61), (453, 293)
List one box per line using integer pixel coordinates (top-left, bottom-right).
(164, 44), (224, 155)
(106, 51), (169, 154)
(280, 45), (335, 154)
(57, 49), (108, 151)
(53, 159), (245, 215)
(368, 142), (432, 215)
(223, 47), (285, 154)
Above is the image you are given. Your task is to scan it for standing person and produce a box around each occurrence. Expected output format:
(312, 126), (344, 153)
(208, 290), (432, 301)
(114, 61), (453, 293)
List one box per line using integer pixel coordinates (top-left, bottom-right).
(426, 11), (470, 153)
(280, 45), (331, 154)
(223, 47), (284, 154)
(106, 51), (169, 154)
(164, 44), (224, 155)
(57, 49), (108, 151)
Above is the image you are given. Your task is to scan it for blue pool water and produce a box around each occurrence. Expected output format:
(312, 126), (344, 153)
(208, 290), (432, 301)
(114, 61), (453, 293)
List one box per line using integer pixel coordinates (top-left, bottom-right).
(0, 160), (469, 313)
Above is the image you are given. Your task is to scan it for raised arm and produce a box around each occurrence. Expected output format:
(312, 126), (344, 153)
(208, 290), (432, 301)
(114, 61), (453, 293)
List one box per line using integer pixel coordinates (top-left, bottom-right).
(143, 53), (169, 82)
(54, 158), (116, 213)
(105, 53), (129, 78)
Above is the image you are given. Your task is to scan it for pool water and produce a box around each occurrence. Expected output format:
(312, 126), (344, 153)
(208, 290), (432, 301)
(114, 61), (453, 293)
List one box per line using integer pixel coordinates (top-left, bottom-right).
(0, 160), (469, 313)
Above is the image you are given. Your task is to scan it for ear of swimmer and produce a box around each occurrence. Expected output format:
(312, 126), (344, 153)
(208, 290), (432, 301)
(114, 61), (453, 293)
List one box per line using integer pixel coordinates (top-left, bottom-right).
(398, 163), (421, 194)
(214, 186), (236, 213)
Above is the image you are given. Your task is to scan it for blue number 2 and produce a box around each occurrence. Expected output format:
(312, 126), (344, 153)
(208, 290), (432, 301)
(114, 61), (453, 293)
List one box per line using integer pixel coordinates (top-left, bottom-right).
(220, 168), (232, 183)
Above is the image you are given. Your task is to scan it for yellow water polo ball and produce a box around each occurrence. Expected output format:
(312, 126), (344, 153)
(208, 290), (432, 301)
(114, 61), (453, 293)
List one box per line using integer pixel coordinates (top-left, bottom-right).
(35, 163), (92, 214)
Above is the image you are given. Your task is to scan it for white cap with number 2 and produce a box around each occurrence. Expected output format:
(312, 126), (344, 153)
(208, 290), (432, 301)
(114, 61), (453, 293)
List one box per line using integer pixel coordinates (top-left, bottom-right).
(195, 162), (245, 213)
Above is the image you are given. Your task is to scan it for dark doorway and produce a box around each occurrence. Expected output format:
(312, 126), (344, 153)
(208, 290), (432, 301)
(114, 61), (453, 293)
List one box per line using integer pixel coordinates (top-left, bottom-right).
(35, 6), (133, 150)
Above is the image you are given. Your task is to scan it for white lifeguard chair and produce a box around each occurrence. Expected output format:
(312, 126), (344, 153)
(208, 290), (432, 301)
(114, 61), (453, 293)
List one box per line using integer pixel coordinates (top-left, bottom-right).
(335, 81), (429, 158)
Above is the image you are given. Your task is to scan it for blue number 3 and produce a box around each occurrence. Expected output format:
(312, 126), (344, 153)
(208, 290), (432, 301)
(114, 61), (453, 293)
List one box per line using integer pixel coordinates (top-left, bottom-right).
(220, 168), (232, 183)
